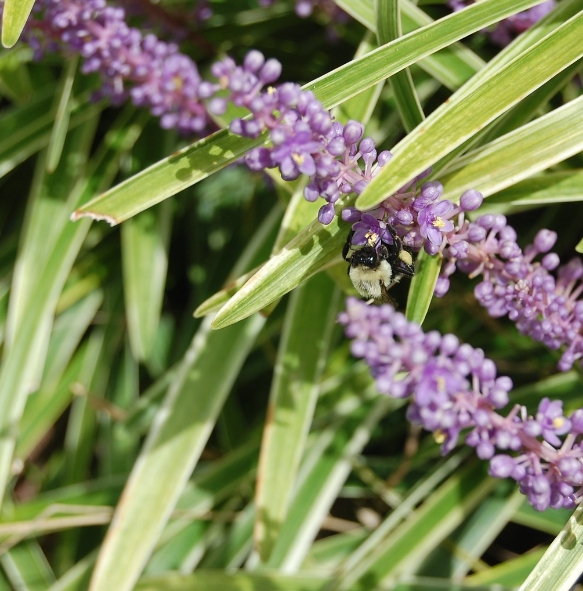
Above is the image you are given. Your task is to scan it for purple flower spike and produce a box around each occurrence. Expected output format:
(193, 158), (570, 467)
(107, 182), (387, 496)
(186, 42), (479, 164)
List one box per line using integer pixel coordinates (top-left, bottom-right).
(448, 0), (556, 47)
(436, 208), (583, 373)
(340, 297), (583, 511)
(14, 0), (211, 135)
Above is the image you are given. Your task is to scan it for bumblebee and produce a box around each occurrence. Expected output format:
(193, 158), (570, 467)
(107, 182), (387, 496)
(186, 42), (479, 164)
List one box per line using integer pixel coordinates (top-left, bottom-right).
(342, 224), (415, 305)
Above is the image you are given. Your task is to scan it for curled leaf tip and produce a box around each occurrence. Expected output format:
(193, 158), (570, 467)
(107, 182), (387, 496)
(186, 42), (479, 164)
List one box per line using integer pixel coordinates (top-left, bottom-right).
(70, 210), (119, 226)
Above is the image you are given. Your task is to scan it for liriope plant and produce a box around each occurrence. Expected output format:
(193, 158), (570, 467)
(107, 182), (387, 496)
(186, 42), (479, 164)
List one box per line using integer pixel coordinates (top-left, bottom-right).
(0, 1), (581, 591)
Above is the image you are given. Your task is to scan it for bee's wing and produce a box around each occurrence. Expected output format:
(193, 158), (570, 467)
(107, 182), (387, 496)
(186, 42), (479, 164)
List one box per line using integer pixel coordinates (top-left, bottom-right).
(380, 281), (399, 308)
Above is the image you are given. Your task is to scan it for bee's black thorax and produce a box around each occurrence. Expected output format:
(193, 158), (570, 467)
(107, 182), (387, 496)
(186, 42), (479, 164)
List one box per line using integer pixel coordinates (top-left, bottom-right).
(342, 225), (415, 305)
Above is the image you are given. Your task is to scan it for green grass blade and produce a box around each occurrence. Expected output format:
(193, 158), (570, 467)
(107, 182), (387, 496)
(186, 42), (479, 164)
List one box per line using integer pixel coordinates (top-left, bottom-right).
(0, 541), (54, 591)
(465, 548), (546, 587)
(0, 91), (104, 181)
(440, 93), (583, 202)
(211, 196), (351, 330)
(0, 199), (94, 509)
(517, 505), (583, 591)
(6, 119), (98, 354)
(72, 0), (542, 225)
(121, 202), (171, 363)
(400, 0), (485, 90)
(88, 314), (265, 591)
(377, 0), (424, 132)
(194, 203), (283, 318)
(356, 6), (583, 210)
(332, 34), (384, 126)
(255, 273), (340, 561)
(0, 110), (146, 508)
(47, 551), (95, 591)
(1, 0), (36, 48)
(482, 170), (583, 213)
(328, 461), (495, 590)
(46, 55), (79, 173)
(0, 46), (33, 102)
(266, 395), (400, 570)
(338, 0), (486, 90)
(16, 291), (103, 460)
(135, 572), (329, 591)
(406, 249), (441, 325)
(71, 126), (266, 225)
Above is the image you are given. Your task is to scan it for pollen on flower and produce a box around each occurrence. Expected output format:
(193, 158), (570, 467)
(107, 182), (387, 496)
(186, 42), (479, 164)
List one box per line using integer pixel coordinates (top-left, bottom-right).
(292, 153), (305, 165)
(434, 430), (446, 444)
(433, 218), (446, 229)
(366, 231), (379, 245)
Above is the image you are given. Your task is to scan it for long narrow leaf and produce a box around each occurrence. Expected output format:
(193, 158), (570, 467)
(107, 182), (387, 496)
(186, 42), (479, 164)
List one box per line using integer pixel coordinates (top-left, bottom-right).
(439, 93), (583, 201)
(517, 505), (583, 591)
(356, 6), (583, 210)
(72, 0), (544, 225)
(211, 196), (350, 330)
(88, 313), (265, 591)
(1, 0), (35, 48)
(266, 395), (400, 570)
(255, 273), (340, 561)
(329, 461), (495, 590)
(0, 110), (146, 508)
(377, 0), (424, 132)
(122, 202), (171, 363)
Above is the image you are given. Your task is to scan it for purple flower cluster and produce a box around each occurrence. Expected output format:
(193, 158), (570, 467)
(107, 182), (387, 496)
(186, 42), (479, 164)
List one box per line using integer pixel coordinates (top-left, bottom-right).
(448, 0), (556, 46)
(436, 213), (583, 372)
(339, 297), (583, 511)
(205, 50), (583, 377)
(12, 0), (210, 134)
(342, 182), (483, 257)
(203, 50), (486, 239)
(203, 50), (415, 225)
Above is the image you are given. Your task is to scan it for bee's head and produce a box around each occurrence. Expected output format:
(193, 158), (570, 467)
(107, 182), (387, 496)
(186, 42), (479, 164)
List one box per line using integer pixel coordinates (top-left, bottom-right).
(350, 246), (382, 270)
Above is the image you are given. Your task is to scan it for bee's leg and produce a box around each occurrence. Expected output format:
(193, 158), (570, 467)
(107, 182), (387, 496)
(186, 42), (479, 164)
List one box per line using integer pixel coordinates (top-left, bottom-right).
(342, 229), (355, 261)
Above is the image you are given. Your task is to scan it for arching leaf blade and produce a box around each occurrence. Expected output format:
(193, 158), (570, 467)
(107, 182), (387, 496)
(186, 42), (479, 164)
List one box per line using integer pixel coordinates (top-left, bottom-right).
(72, 0), (544, 225)
(355, 8), (583, 211)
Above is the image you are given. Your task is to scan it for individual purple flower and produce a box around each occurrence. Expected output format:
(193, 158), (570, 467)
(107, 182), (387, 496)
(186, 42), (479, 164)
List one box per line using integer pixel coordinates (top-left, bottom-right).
(350, 213), (392, 250)
(417, 200), (455, 247)
(269, 121), (322, 180)
(340, 297), (583, 511)
(525, 398), (572, 447)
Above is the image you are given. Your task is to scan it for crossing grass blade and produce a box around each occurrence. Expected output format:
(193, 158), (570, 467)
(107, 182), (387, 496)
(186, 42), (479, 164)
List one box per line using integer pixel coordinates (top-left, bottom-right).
(255, 274), (340, 561)
(439, 93), (583, 202)
(355, 6), (583, 211)
(72, 0), (543, 225)
(88, 314), (265, 591)
(1, 0), (36, 48)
